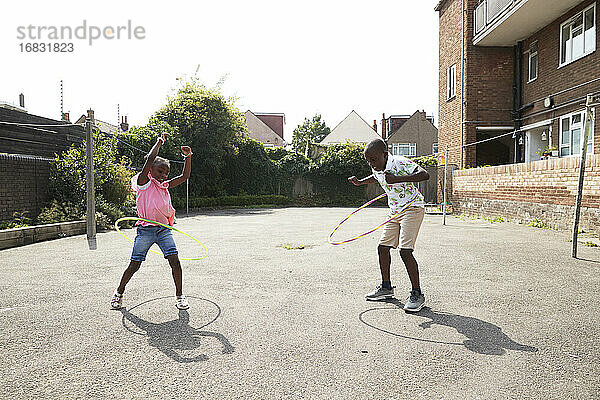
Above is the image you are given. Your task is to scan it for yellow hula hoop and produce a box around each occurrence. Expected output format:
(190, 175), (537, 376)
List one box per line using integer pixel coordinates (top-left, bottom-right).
(115, 217), (208, 261)
(328, 193), (420, 245)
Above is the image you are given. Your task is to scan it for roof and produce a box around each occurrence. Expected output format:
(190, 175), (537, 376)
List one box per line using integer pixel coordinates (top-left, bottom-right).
(320, 110), (381, 145)
(74, 115), (118, 133)
(244, 110), (286, 147)
(434, 0), (450, 12)
(386, 110), (438, 142)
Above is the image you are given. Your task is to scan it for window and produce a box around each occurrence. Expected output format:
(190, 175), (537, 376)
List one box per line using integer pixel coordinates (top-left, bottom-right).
(392, 143), (416, 157)
(528, 42), (538, 82)
(446, 64), (456, 100)
(560, 110), (594, 157)
(432, 143), (439, 154)
(475, 2), (486, 35)
(560, 3), (596, 67)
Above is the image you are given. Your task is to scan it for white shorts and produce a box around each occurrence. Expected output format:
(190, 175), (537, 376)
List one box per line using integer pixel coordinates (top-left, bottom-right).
(378, 207), (425, 249)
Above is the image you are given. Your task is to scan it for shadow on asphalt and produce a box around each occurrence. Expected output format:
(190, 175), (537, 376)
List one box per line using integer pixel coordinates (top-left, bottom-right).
(120, 296), (234, 363)
(575, 257), (600, 264)
(186, 208), (277, 218)
(359, 298), (538, 356)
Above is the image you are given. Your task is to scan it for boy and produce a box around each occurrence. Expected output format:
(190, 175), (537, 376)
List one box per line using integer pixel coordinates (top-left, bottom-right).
(348, 139), (429, 312)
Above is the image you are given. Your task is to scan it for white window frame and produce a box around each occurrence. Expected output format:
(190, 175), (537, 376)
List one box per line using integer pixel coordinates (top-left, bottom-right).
(392, 143), (417, 157)
(474, 1), (486, 35)
(446, 64), (456, 101)
(559, 109), (594, 157)
(559, 3), (596, 68)
(432, 143), (439, 155)
(528, 47), (538, 82)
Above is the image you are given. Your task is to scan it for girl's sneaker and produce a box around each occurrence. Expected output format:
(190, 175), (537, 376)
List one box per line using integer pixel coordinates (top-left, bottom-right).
(111, 291), (123, 309)
(175, 295), (189, 310)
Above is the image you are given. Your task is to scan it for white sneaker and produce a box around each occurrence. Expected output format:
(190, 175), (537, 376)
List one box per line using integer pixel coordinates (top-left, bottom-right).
(111, 291), (123, 309)
(175, 295), (189, 310)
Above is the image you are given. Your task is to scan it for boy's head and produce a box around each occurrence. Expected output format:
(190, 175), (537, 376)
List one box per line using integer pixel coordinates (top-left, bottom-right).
(364, 139), (388, 171)
(149, 156), (170, 182)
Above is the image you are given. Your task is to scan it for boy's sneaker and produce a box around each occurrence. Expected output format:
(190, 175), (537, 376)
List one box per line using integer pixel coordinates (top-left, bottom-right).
(403, 289), (425, 312)
(365, 285), (395, 301)
(110, 291), (123, 309)
(175, 295), (189, 310)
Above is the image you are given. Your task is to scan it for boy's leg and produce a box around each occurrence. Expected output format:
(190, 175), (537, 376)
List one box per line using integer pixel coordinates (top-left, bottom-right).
(399, 249), (420, 290)
(398, 207), (426, 312)
(378, 244), (392, 282)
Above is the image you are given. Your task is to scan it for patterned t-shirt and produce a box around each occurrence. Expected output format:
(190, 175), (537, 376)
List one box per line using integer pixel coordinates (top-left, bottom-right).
(372, 154), (425, 214)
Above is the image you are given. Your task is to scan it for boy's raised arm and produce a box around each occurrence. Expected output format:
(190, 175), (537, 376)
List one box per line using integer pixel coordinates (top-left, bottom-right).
(138, 133), (167, 186)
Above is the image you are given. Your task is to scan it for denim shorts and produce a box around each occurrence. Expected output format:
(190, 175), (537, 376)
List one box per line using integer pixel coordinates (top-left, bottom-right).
(130, 225), (178, 261)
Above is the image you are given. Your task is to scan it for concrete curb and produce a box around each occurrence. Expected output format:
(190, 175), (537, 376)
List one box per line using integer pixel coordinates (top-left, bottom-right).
(0, 220), (85, 250)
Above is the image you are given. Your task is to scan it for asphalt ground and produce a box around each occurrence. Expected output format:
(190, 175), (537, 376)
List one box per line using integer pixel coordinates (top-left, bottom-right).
(1, 207), (599, 399)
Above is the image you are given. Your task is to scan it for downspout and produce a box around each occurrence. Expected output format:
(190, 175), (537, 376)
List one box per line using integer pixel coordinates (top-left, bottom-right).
(460, 0), (465, 168)
(513, 41), (523, 163)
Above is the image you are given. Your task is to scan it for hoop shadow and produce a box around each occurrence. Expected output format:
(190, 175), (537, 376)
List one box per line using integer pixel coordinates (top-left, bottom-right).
(120, 297), (234, 363)
(359, 298), (538, 356)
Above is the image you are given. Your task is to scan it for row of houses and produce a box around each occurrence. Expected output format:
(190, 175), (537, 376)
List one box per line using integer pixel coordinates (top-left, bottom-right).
(246, 109), (439, 158)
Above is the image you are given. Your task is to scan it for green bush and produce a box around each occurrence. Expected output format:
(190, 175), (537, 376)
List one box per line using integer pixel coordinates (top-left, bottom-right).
(173, 194), (291, 209)
(37, 201), (85, 224)
(411, 155), (438, 168)
(306, 142), (371, 204)
(220, 136), (277, 196)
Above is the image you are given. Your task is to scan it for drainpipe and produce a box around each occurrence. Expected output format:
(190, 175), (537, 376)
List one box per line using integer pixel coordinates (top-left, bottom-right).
(513, 41), (523, 163)
(460, 0), (465, 168)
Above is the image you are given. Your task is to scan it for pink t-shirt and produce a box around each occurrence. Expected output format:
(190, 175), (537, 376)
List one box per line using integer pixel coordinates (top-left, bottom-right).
(131, 173), (176, 227)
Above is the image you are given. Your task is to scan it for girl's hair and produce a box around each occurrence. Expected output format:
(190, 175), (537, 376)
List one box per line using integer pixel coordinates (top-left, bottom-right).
(143, 154), (170, 169)
(153, 156), (170, 168)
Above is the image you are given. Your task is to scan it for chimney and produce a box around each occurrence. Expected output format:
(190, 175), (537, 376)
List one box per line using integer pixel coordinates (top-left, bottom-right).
(62, 112), (70, 122)
(87, 109), (95, 123)
(120, 115), (129, 132)
(381, 113), (387, 140)
(19, 93), (25, 108)
(373, 120), (377, 132)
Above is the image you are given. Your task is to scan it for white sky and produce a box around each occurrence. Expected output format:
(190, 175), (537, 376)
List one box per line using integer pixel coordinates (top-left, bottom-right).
(0, 0), (439, 143)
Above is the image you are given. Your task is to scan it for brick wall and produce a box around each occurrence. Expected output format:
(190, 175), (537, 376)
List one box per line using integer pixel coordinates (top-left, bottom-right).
(437, 0), (464, 167)
(0, 154), (51, 222)
(521, 0), (600, 153)
(452, 154), (600, 233)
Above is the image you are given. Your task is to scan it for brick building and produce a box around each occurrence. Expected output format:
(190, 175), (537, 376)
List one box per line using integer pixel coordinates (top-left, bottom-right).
(435, 0), (600, 233)
(436, 0), (599, 168)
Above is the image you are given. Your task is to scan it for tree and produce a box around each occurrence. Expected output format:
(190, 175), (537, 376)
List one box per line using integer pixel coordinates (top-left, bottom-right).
(292, 114), (330, 153)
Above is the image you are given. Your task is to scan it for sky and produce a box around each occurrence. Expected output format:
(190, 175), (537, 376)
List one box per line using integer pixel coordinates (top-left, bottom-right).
(0, 0), (440, 143)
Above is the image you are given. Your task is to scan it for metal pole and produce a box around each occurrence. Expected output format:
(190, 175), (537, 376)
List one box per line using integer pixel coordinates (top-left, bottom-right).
(186, 179), (189, 216)
(85, 117), (97, 249)
(443, 145), (449, 226)
(572, 95), (595, 258)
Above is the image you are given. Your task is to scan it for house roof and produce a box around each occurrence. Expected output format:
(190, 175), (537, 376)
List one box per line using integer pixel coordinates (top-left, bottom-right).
(434, 0), (449, 12)
(320, 110), (381, 145)
(386, 110), (438, 143)
(244, 110), (286, 146)
(74, 115), (118, 134)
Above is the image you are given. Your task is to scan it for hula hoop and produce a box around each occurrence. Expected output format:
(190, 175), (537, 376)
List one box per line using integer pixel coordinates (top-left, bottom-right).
(115, 217), (208, 261)
(328, 193), (420, 245)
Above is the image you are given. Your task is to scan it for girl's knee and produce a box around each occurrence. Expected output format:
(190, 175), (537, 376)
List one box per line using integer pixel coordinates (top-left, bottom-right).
(128, 261), (142, 272)
(166, 255), (181, 268)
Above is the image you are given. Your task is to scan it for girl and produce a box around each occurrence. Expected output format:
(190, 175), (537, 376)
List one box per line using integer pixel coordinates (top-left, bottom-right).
(111, 132), (193, 310)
